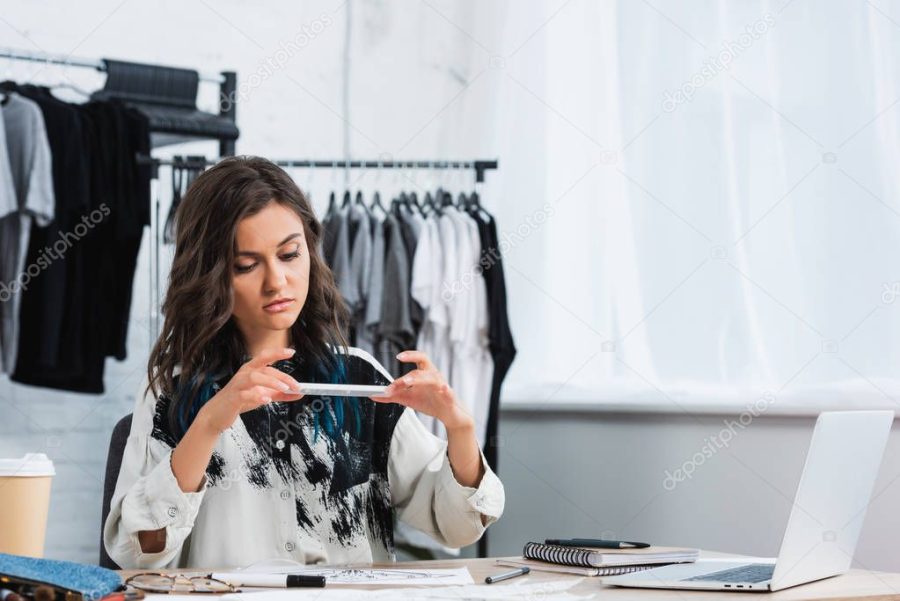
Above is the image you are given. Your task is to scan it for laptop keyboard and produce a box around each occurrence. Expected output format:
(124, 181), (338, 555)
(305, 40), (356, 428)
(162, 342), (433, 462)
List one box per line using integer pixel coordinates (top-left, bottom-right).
(685, 564), (775, 583)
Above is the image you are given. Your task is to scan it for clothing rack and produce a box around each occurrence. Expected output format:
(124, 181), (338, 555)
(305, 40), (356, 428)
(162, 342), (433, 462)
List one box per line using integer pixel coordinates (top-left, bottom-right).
(146, 155), (499, 343)
(0, 46), (227, 83)
(0, 46), (239, 155)
(139, 156), (499, 183)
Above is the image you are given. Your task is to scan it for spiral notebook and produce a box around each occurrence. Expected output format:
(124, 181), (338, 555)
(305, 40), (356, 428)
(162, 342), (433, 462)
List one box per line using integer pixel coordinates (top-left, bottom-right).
(497, 558), (661, 577)
(523, 542), (699, 569)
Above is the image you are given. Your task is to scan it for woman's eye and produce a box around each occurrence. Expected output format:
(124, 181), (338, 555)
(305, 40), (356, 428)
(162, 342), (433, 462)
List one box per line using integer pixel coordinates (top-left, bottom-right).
(235, 263), (256, 273)
(280, 251), (300, 261)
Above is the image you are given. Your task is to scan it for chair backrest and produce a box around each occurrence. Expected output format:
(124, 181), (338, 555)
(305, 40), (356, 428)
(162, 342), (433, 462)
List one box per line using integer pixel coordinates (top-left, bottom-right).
(99, 413), (133, 569)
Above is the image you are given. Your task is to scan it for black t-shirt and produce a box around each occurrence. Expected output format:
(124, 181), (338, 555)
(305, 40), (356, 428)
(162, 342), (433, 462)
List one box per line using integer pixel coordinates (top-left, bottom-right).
(469, 209), (516, 470)
(2, 84), (89, 372)
(10, 90), (150, 393)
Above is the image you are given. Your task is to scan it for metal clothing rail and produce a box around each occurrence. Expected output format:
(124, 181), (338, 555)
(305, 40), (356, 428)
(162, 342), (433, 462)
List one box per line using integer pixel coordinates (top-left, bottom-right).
(139, 155), (500, 183)
(0, 46), (227, 83)
(146, 154), (499, 343)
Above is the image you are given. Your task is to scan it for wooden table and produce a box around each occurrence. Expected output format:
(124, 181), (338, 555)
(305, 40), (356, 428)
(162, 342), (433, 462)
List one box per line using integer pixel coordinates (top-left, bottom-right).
(119, 555), (900, 600)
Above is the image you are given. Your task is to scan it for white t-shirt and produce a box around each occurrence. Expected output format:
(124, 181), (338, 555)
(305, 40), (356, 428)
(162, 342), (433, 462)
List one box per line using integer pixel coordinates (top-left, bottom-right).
(445, 209), (493, 449)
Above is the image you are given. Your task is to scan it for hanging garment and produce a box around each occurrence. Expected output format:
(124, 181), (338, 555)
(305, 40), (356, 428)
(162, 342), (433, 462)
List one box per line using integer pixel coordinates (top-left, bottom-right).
(1, 83), (89, 373)
(360, 211), (385, 356)
(410, 213), (450, 435)
(376, 212), (415, 379)
(346, 202), (372, 347)
(445, 208), (493, 448)
(0, 93), (55, 375)
(6, 85), (150, 393)
(323, 207), (354, 316)
(468, 209), (516, 469)
(396, 206), (424, 338)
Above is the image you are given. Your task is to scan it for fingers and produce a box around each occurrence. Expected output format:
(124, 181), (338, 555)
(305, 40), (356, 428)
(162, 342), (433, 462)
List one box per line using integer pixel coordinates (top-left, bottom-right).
(244, 386), (304, 408)
(260, 366), (302, 393)
(242, 385), (279, 406)
(249, 369), (298, 394)
(271, 391), (305, 403)
(381, 372), (453, 407)
(386, 370), (444, 394)
(245, 347), (296, 369)
(396, 350), (434, 372)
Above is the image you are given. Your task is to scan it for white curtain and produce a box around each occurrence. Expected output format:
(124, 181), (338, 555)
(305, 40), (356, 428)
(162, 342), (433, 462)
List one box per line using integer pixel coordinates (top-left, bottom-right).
(470, 0), (900, 407)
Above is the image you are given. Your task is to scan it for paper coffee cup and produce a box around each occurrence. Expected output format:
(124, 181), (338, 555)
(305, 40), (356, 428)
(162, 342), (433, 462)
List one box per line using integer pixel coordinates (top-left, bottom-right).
(0, 453), (55, 557)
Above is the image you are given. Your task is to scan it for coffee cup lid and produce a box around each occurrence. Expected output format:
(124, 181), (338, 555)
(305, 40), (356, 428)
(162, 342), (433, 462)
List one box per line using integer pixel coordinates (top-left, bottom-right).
(0, 453), (55, 477)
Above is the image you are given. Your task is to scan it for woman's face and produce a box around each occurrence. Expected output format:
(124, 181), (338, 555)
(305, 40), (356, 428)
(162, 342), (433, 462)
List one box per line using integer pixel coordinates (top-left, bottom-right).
(231, 201), (310, 339)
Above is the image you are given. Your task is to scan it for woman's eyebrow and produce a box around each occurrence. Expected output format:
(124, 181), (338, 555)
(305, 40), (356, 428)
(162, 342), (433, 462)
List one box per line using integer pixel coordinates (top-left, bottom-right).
(236, 232), (303, 257)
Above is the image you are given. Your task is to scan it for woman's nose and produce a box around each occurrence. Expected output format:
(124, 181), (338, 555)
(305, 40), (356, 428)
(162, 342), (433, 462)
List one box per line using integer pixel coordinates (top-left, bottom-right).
(263, 261), (288, 291)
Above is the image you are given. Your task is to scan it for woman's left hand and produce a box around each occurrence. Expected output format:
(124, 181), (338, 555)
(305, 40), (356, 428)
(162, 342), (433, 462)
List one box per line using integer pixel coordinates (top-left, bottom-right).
(370, 350), (474, 432)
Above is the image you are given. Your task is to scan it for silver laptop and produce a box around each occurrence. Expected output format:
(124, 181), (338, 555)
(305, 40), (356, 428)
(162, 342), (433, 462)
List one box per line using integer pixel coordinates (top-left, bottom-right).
(605, 410), (893, 592)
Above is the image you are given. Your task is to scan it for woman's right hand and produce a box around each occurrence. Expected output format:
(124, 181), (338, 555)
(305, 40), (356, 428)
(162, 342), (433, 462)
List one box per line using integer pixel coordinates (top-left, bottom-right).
(198, 347), (305, 435)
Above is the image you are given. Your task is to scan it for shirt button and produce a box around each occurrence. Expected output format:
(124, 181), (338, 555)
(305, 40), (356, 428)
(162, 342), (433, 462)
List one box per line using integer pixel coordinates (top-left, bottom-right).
(285, 542), (295, 552)
(167, 506), (177, 518)
(280, 489), (290, 500)
(275, 439), (286, 451)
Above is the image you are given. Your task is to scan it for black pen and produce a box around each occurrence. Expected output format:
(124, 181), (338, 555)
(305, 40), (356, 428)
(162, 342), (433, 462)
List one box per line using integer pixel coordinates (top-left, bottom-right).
(485, 566), (530, 584)
(545, 538), (651, 549)
(209, 572), (326, 588)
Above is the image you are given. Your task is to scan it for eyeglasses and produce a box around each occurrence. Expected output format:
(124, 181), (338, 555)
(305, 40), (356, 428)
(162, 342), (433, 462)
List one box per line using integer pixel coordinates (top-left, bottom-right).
(125, 573), (236, 594)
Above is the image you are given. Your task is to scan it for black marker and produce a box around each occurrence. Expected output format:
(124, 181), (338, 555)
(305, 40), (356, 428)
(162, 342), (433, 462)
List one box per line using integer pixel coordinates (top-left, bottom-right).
(545, 538), (650, 549)
(209, 573), (326, 588)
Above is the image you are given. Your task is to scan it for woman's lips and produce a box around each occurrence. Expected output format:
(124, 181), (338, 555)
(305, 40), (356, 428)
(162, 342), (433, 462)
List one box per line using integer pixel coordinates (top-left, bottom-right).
(263, 299), (294, 313)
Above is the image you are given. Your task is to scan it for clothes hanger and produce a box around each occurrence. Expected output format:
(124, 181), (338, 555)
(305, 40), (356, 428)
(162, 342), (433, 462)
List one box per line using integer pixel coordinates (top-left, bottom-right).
(407, 191), (423, 217)
(50, 80), (91, 99)
(163, 156), (185, 244)
(325, 161), (338, 219)
(341, 159), (352, 208)
(370, 161), (387, 216)
(371, 191), (386, 215)
(0, 56), (10, 104)
(47, 62), (91, 99)
(354, 189), (371, 216)
(469, 164), (492, 221)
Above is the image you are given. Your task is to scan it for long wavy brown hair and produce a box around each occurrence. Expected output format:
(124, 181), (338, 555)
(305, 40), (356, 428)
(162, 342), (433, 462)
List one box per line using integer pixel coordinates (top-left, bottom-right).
(146, 156), (349, 435)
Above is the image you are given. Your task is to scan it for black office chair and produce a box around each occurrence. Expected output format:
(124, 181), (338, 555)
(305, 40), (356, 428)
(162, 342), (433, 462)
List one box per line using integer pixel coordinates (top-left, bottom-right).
(99, 414), (133, 569)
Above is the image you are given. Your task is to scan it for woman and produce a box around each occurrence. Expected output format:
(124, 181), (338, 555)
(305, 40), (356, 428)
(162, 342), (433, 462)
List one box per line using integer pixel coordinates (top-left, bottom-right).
(104, 156), (504, 569)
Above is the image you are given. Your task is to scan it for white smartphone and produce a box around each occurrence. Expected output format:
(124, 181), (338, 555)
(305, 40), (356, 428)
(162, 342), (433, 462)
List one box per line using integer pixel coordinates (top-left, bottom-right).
(292, 383), (389, 397)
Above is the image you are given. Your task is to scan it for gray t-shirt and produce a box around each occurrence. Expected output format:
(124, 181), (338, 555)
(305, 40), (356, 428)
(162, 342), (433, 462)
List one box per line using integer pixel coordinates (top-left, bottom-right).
(348, 203), (372, 346)
(361, 212), (386, 355)
(377, 213), (415, 377)
(0, 93), (55, 373)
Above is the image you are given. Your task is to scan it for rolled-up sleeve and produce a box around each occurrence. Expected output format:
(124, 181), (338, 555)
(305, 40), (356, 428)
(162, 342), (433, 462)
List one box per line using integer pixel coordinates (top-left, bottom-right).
(388, 408), (504, 549)
(103, 376), (208, 569)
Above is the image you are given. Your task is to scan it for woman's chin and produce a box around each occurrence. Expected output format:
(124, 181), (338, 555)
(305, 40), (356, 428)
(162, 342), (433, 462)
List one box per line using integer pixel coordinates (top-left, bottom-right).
(261, 311), (298, 326)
